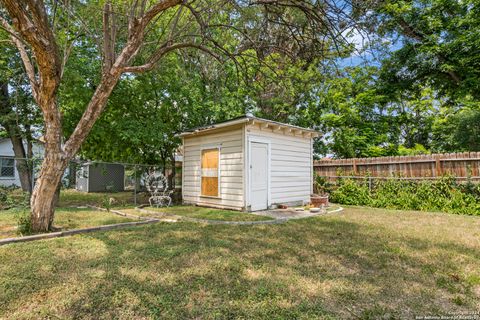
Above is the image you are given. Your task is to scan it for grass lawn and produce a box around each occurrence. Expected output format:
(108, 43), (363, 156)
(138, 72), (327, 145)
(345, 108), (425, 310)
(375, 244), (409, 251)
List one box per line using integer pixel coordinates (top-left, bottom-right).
(1, 189), (144, 240)
(0, 208), (136, 239)
(57, 189), (137, 207)
(2, 188), (139, 209)
(136, 205), (274, 221)
(0, 206), (479, 319)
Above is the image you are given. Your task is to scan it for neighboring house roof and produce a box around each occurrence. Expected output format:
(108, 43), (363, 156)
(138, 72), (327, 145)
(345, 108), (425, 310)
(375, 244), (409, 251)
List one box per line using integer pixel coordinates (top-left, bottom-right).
(0, 138), (45, 157)
(178, 115), (320, 138)
(0, 137), (44, 145)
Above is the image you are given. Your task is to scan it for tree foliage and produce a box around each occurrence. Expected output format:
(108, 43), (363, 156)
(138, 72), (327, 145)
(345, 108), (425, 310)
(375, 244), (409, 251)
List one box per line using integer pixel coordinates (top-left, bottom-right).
(358, 0), (480, 99)
(59, 0), (480, 161)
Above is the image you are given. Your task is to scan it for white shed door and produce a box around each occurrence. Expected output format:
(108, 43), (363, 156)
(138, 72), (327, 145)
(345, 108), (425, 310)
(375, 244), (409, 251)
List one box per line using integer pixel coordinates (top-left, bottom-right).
(250, 142), (268, 211)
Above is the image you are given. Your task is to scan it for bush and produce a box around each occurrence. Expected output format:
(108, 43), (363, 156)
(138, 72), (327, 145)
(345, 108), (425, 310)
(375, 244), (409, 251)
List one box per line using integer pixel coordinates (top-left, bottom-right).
(331, 178), (371, 206)
(372, 179), (420, 210)
(0, 186), (30, 210)
(101, 195), (113, 211)
(15, 210), (33, 235)
(313, 174), (333, 195)
(0, 188), (7, 203)
(328, 176), (480, 215)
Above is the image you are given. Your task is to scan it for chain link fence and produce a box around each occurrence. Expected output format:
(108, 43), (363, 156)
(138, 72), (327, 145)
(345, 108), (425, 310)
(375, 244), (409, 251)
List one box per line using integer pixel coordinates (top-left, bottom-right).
(0, 156), (182, 207)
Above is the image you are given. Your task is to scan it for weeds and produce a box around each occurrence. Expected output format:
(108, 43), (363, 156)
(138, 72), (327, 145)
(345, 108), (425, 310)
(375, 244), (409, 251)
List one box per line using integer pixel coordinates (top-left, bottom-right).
(15, 210), (32, 235)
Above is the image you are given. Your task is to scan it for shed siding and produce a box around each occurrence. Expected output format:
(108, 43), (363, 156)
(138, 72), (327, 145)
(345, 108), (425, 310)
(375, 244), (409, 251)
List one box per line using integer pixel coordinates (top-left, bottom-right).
(182, 126), (244, 210)
(246, 124), (312, 206)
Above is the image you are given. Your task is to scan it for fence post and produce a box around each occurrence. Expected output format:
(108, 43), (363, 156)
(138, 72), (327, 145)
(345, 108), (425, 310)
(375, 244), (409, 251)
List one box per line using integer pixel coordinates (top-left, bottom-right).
(133, 165), (137, 206)
(435, 156), (442, 177)
(368, 176), (372, 192)
(31, 158), (35, 194)
(353, 158), (358, 175)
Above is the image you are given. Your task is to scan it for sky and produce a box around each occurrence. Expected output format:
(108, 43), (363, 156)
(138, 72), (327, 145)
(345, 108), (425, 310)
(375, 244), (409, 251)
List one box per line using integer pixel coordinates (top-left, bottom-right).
(338, 27), (404, 68)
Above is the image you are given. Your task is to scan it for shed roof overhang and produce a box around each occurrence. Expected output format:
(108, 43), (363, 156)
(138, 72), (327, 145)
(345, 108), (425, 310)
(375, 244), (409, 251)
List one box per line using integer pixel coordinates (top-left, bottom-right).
(178, 115), (320, 138)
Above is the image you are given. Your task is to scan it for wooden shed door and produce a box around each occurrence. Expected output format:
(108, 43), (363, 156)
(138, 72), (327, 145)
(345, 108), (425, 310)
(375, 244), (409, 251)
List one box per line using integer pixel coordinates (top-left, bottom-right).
(201, 149), (219, 197)
(250, 142), (268, 211)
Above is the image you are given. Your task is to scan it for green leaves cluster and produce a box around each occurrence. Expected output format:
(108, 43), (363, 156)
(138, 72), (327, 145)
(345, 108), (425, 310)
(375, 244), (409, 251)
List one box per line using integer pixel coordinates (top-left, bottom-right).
(372, 0), (480, 99)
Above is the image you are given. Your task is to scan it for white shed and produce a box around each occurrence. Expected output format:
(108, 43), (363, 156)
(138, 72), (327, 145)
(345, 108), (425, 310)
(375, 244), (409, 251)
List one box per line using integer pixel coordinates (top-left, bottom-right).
(179, 115), (319, 211)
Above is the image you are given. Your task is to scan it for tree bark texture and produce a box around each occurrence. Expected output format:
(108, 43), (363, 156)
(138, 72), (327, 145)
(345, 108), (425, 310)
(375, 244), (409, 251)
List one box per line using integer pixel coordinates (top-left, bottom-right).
(29, 96), (65, 231)
(30, 154), (67, 231)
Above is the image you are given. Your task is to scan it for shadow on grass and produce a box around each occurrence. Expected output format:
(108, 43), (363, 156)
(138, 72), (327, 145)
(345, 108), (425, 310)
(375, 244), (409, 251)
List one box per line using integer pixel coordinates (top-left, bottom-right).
(0, 213), (479, 319)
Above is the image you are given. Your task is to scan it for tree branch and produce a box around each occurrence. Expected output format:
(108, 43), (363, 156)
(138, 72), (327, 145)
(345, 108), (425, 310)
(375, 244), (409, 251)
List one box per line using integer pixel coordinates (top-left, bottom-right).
(396, 16), (461, 85)
(2, 0), (61, 78)
(64, 0), (184, 157)
(122, 42), (222, 73)
(140, 0), (183, 29)
(103, 1), (115, 71)
(0, 16), (39, 99)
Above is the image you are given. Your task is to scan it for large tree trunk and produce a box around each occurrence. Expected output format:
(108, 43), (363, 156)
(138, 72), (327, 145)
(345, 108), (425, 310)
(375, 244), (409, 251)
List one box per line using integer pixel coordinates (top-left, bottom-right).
(29, 92), (64, 232)
(30, 154), (67, 231)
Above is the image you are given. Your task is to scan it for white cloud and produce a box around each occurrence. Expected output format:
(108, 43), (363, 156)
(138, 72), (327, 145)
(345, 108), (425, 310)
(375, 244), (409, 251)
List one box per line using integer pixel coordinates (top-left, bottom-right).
(342, 27), (368, 55)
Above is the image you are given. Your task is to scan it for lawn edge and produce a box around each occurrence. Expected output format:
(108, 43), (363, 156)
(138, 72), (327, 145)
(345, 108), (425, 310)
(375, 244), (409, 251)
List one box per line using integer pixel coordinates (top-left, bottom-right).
(134, 206), (344, 224)
(0, 219), (161, 246)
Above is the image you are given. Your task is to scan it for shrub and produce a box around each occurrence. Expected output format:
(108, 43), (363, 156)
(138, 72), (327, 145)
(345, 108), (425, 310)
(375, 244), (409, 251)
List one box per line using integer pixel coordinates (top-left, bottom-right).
(15, 210), (33, 235)
(100, 195), (114, 211)
(331, 178), (371, 206)
(313, 174), (332, 195)
(0, 188), (7, 203)
(372, 179), (420, 210)
(329, 176), (480, 215)
(0, 186), (30, 210)
(443, 189), (480, 215)
(0, 186), (14, 209)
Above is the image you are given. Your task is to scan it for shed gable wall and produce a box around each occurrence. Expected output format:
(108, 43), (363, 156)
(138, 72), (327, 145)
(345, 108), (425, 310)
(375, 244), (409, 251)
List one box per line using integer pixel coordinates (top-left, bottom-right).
(182, 125), (244, 210)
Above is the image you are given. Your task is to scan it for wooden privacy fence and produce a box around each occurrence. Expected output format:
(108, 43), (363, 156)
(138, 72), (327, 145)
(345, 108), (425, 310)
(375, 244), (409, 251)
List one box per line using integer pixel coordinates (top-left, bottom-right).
(313, 152), (480, 179)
